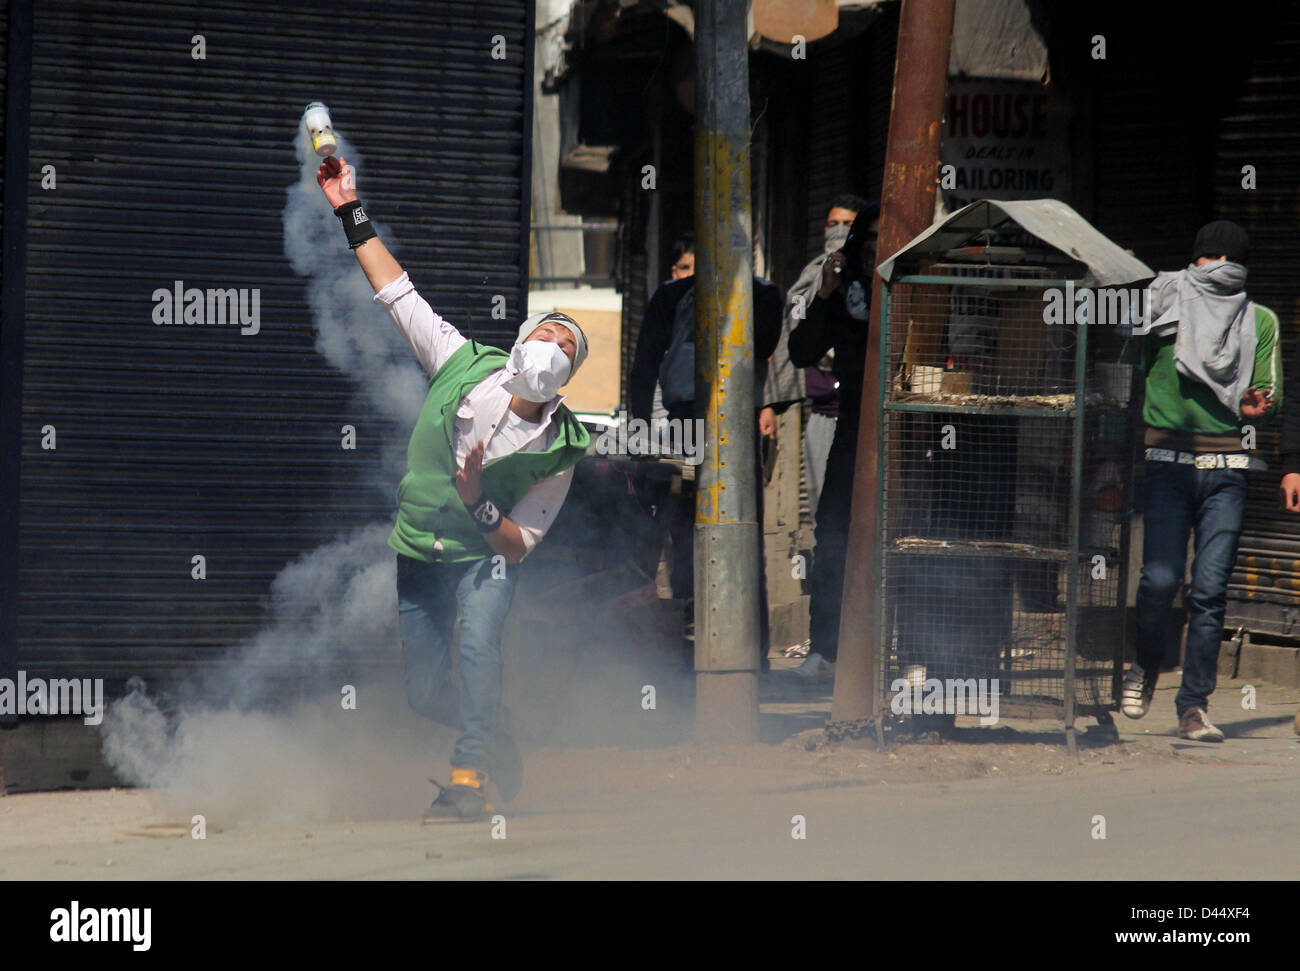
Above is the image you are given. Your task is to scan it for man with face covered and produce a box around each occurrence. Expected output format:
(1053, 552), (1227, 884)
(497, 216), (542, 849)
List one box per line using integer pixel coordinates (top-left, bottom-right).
(628, 234), (784, 668)
(788, 204), (880, 678)
(762, 195), (867, 529)
(317, 155), (591, 821)
(1122, 220), (1280, 742)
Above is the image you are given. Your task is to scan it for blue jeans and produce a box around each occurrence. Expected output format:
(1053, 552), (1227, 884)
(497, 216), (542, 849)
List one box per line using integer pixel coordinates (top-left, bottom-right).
(808, 422), (856, 662)
(396, 553), (517, 773)
(1134, 461), (1247, 715)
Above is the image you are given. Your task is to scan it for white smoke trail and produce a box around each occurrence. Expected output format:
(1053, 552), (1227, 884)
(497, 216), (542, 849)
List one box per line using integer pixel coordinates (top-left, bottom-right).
(99, 112), (435, 822)
(281, 124), (428, 430)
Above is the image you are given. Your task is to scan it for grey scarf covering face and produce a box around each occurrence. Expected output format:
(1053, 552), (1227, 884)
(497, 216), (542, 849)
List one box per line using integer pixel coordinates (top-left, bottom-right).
(1140, 261), (1254, 418)
(824, 223), (850, 254)
(784, 225), (849, 318)
(763, 232), (849, 408)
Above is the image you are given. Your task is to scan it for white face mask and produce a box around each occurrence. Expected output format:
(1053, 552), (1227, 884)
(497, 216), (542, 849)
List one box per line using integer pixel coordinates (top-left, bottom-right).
(824, 223), (851, 253)
(502, 339), (572, 402)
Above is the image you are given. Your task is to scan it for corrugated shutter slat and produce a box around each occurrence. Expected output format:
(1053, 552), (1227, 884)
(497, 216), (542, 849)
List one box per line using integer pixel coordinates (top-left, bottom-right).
(15, 0), (531, 674)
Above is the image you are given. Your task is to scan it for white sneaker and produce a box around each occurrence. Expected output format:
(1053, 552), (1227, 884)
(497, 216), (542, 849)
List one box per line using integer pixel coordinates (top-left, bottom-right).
(784, 639), (811, 658)
(1120, 662), (1157, 719)
(795, 652), (834, 679)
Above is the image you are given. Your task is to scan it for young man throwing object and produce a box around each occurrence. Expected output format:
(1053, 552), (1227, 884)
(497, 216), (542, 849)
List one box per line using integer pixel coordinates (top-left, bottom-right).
(317, 155), (591, 820)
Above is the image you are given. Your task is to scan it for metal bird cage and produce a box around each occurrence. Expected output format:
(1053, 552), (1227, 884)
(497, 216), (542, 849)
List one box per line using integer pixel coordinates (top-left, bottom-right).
(873, 200), (1154, 746)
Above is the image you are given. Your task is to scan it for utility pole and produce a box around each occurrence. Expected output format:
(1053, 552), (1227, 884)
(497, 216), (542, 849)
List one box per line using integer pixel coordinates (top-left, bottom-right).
(831, 0), (955, 724)
(693, 0), (760, 744)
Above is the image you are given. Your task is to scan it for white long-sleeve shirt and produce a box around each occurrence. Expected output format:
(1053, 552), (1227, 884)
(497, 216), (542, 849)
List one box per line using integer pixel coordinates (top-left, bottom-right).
(373, 272), (575, 558)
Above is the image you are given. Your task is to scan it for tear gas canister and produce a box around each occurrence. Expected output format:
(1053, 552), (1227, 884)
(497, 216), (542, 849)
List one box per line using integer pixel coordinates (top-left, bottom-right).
(303, 101), (337, 157)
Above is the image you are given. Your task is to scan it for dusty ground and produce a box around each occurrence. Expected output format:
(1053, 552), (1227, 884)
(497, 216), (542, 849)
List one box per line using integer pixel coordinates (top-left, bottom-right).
(518, 657), (1299, 804)
(1, 660), (1297, 879)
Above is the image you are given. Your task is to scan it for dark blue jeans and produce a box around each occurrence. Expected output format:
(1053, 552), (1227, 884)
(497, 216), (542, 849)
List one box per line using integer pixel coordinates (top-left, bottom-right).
(396, 553), (517, 773)
(1134, 461), (1247, 715)
(808, 421), (857, 662)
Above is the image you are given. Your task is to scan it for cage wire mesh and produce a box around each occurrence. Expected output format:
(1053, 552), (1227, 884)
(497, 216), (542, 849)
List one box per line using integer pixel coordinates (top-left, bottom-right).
(879, 263), (1130, 722)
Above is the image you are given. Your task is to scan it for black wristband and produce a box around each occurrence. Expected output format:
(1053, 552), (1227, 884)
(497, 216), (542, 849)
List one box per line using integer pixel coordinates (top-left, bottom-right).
(334, 200), (378, 249)
(469, 495), (503, 533)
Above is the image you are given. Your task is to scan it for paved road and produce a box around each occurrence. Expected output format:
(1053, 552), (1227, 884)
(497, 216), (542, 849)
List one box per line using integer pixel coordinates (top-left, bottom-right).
(2, 668), (1296, 880)
(3, 743), (1296, 880)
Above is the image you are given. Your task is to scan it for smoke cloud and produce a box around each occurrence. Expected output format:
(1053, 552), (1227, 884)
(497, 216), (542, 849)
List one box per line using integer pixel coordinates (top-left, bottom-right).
(98, 118), (433, 825)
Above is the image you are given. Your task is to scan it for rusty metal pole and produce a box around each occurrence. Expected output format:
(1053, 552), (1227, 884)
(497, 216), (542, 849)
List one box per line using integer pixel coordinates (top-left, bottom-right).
(831, 0), (955, 724)
(693, 0), (760, 744)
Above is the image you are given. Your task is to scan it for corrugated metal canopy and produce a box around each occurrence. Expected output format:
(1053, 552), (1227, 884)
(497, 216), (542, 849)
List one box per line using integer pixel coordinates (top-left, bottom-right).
(877, 198), (1155, 287)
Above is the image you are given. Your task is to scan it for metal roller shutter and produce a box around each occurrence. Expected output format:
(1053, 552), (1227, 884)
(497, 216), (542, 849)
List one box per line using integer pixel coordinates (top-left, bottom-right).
(801, 7), (893, 262)
(804, 44), (852, 262)
(1090, 86), (1203, 276)
(10, 0), (533, 678)
(2, 0), (32, 702)
(859, 3), (895, 209)
(1, 0), (8, 218)
(1217, 10), (1300, 637)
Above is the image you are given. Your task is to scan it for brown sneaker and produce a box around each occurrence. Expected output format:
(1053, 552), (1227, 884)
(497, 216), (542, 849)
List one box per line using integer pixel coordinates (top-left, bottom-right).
(1178, 707), (1224, 742)
(1293, 705), (1300, 737)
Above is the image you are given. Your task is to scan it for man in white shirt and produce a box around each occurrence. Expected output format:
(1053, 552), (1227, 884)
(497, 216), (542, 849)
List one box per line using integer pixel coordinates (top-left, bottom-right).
(317, 154), (592, 821)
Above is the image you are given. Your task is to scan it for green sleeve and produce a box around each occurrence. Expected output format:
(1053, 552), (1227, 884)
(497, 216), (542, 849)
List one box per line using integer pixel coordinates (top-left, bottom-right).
(1252, 304), (1282, 418)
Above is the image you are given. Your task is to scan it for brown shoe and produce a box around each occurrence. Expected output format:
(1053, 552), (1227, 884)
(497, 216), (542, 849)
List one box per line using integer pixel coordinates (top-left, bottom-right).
(1178, 707), (1224, 742)
(422, 769), (494, 823)
(1293, 705), (1300, 737)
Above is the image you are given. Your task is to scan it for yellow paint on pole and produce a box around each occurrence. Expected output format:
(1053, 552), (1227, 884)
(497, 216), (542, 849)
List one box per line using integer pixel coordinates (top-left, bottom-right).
(691, 0), (761, 740)
(693, 128), (753, 527)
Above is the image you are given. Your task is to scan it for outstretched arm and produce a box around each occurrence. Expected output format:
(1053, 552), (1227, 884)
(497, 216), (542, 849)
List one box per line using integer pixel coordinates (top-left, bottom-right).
(317, 155), (403, 293)
(317, 155), (464, 377)
(351, 234), (404, 294)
